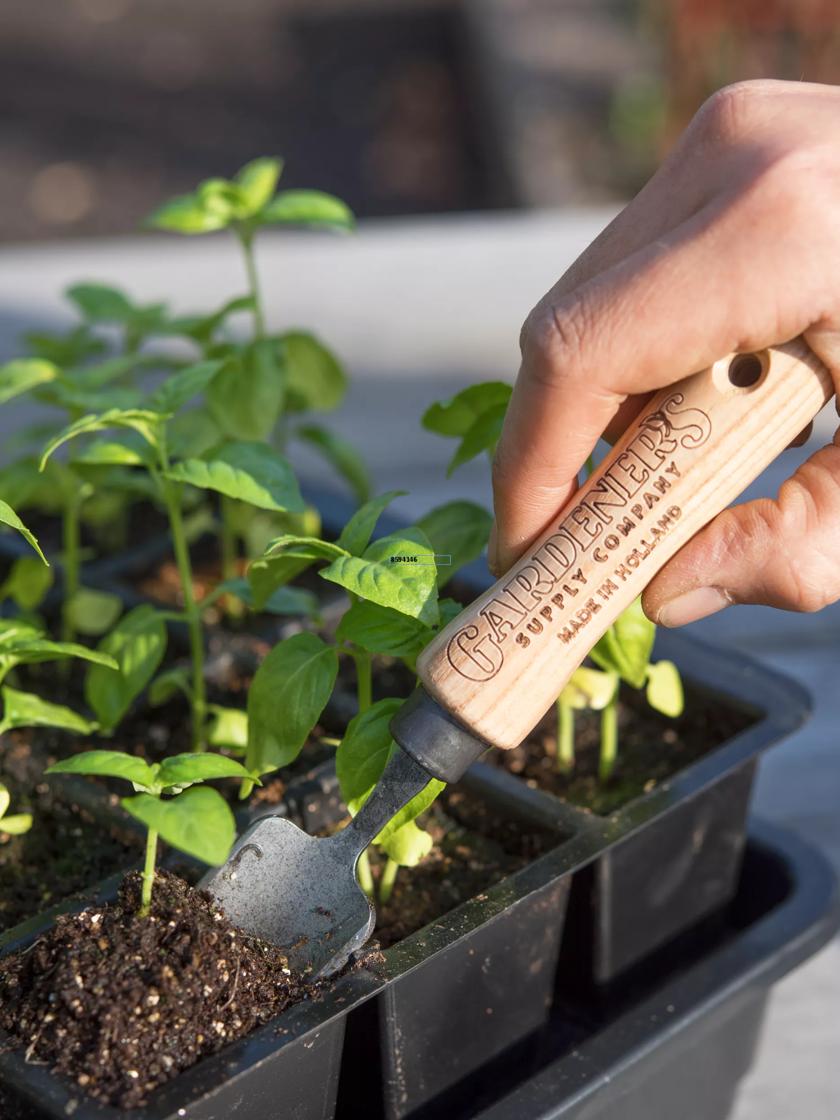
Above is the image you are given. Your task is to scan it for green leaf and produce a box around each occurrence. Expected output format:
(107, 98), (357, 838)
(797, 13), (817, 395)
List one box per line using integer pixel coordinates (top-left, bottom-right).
(0, 500), (47, 564)
(65, 283), (134, 323)
(0, 783), (8, 818)
(0, 813), (32, 836)
(590, 599), (655, 689)
(260, 190), (354, 231)
(203, 577), (319, 619)
(24, 325), (106, 367)
(295, 424), (370, 504)
(166, 407), (224, 460)
(422, 381), (511, 437)
(416, 501), (492, 585)
(65, 587), (123, 637)
(336, 490), (405, 556)
(146, 193), (229, 234)
(41, 381), (144, 414)
(148, 666), (192, 707)
(157, 752), (252, 790)
(122, 787), (235, 866)
(645, 660), (685, 718)
(207, 705), (248, 753)
(246, 555), (316, 611)
(163, 296), (255, 345)
(336, 600), (431, 658)
(165, 441), (305, 513)
(260, 534), (348, 564)
(378, 818), (433, 867)
(148, 360), (225, 414)
(40, 410), (164, 469)
(447, 402), (508, 476)
(63, 353), (158, 390)
(281, 332), (346, 413)
(336, 699), (403, 813)
(321, 528), (438, 625)
(563, 667), (617, 711)
(0, 359), (58, 405)
(1, 555), (53, 610)
(85, 606), (167, 732)
(0, 637), (118, 673)
(47, 750), (157, 790)
(72, 432), (155, 468)
(0, 687), (97, 735)
(207, 340), (285, 441)
(235, 156), (283, 215)
(246, 632), (338, 773)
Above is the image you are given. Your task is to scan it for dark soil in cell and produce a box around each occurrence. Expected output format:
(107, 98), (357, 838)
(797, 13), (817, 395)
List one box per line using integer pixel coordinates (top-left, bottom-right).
(0, 734), (141, 932)
(0, 871), (320, 1109)
(487, 683), (756, 816)
(369, 787), (561, 949)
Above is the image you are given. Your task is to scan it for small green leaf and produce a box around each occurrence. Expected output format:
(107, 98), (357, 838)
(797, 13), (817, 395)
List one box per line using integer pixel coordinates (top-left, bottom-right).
(165, 441), (305, 513)
(321, 528), (438, 625)
(72, 433), (155, 469)
(148, 360), (225, 414)
(378, 818), (433, 867)
(206, 340), (285, 442)
(295, 424), (370, 504)
(0, 813), (32, 836)
(0, 500), (47, 564)
(336, 699), (403, 813)
(0, 687), (97, 735)
(1, 555), (53, 610)
(0, 784), (8, 818)
(85, 606), (167, 732)
(235, 156), (283, 215)
(422, 382), (511, 437)
(246, 632), (338, 774)
(65, 587), (123, 637)
(0, 359), (58, 405)
(122, 787), (235, 866)
(47, 750), (157, 789)
(336, 490), (405, 556)
(0, 637), (118, 672)
(260, 534), (348, 564)
(336, 600), (431, 658)
(157, 752), (252, 790)
(146, 194), (228, 234)
(148, 666), (192, 707)
(246, 555), (317, 610)
(645, 660), (685, 718)
(260, 190), (354, 231)
(416, 501), (492, 585)
(203, 577), (319, 619)
(65, 283), (135, 323)
(24, 325), (105, 367)
(281, 332), (347, 413)
(447, 402), (508, 475)
(590, 600), (655, 689)
(166, 407), (224, 460)
(40, 410), (164, 470)
(563, 667), (617, 711)
(207, 705), (248, 752)
(163, 296), (255, 345)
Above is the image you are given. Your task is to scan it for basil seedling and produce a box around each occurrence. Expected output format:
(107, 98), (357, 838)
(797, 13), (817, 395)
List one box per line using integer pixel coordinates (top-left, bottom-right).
(0, 782), (32, 838)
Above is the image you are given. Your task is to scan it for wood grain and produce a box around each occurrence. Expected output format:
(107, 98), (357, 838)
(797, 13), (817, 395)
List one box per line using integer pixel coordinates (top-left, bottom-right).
(417, 339), (834, 749)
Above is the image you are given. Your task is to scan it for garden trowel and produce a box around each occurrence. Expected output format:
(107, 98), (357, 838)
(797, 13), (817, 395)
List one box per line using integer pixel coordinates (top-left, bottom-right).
(202, 339), (833, 976)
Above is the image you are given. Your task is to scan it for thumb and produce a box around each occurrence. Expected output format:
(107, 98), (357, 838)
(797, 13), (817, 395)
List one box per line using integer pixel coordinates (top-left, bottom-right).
(643, 435), (840, 626)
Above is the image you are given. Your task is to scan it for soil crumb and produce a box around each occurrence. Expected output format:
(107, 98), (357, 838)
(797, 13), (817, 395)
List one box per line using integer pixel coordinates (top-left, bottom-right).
(0, 871), (316, 1108)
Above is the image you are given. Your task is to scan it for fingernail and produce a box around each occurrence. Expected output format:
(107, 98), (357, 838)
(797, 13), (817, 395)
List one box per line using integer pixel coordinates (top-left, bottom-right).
(487, 522), (499, 575)
(656, 587), (731, 628)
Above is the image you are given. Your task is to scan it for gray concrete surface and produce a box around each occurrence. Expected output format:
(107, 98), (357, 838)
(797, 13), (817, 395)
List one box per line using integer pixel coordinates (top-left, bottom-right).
(0, 212), (838, 1117)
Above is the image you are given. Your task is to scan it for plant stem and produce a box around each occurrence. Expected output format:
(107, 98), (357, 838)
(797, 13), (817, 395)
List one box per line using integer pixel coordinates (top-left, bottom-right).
(598, 680), (619, 784)
(555, 697), (575, 773)
(239, 231), (266, 340)
(139, 828), (158, 917)
(356, 850), (375, 898)
(61, 494), (82, 647)
(162, 479), (206, 750)
(354, 648), (372, 714)
(379, 858), (399, 904)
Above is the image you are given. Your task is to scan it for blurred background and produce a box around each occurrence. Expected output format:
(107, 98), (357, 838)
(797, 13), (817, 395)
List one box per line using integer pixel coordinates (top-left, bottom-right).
(4, 0), (840, 243)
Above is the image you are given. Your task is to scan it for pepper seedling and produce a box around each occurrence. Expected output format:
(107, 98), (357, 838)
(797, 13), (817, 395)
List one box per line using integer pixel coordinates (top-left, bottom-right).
(0, 782), (32, 838)
(46, 750), (257, 916)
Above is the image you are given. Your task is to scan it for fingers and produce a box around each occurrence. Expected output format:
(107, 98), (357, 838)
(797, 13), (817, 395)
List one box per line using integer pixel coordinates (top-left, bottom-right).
(643, 432), (840, 625)
(490, 169), (837, 575)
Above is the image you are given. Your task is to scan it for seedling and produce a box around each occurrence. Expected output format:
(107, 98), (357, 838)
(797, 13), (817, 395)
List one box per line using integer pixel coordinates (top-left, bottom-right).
(0, 782), (32, 838)
(47, 750), (256, 916)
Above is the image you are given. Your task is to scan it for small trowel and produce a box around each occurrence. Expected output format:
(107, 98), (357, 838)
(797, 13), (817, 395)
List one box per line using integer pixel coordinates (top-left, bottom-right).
(202, 339), (833, 976)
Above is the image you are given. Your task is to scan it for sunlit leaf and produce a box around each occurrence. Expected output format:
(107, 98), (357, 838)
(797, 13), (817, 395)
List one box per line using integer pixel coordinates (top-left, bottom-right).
(47, 750), (157, 789)
(336, 490), (404, 557)
(0, 500), (47, 564)
(0, 687), (97, 735)
(259, 190), (354, 231)
(122, 787), (235, 866)
(165, 441), (305, 513)
(321, 528), (438, 625)
(0, 359), (58, 405)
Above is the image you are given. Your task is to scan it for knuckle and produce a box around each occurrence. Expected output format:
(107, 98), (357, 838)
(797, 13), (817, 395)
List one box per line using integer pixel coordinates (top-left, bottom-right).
(693, 80), (771, 143)
(519, 297), (592, 390)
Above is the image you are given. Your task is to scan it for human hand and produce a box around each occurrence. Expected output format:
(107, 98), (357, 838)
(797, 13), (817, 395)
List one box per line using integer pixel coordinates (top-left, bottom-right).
(490, 79), (840, 627)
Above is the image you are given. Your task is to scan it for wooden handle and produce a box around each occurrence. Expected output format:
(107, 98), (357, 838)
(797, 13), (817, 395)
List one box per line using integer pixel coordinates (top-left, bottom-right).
(417, 339), (834, 750)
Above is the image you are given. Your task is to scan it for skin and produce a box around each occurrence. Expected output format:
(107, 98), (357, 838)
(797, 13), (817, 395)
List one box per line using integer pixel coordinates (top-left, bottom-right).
(490, 79), (840, 628)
